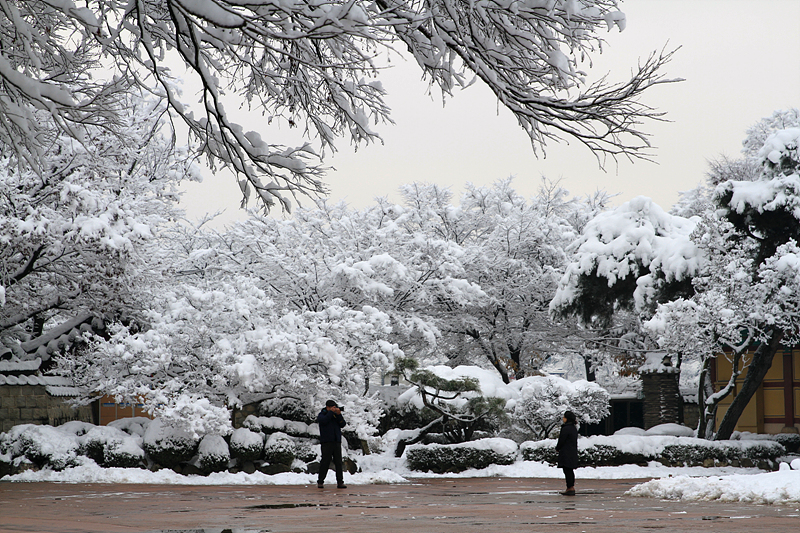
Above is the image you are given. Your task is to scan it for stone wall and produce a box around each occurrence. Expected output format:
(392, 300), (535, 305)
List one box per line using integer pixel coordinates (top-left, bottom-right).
(0, 385), (93, 433)
(232, 402), (261, 428)
(682, 401), (699, 432)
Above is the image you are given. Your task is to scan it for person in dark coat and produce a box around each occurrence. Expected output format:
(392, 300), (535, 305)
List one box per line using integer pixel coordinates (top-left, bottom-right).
(316, 399), (347, 489)
(555, 410), (579, 495)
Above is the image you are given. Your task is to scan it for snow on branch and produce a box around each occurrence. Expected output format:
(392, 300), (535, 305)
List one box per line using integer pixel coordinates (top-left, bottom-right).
(1, 0), (678, 211)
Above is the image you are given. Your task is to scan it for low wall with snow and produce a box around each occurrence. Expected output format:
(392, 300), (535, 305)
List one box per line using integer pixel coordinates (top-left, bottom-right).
(0, 384), (93, 432)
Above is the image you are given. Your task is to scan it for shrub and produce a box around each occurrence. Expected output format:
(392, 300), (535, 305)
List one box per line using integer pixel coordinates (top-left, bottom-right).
(104, 438), (145, 468)
(520, 442), (639, 467)
(8, 425), (80, 471)
(197, 435), (230, 473)
(79, 426), (135, 466)
(142, 419), (198, 468)
(264, 432), (295, 466)
(229, 428), (264, 462)
(242, 415), (318, 439)
(406, 439), (517, 473)
(773, 433), (800, 453)
(259, 398), (313, 424)
(660, 441), (784, 466)
(292, 438), (319, 463)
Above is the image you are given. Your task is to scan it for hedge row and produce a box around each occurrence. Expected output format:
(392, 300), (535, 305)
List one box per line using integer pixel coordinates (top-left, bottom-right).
(521, 439), (785, 469)
(405, 439), (517, 473)
(0, 419), (329, 478)
(404, 436), (786, 473)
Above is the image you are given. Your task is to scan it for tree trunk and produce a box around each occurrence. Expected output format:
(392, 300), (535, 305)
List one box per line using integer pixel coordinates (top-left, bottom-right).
(697, 360), (715, 439)
(509, 345), (524, 380)
(584, 356), (596, 382)
(394, 416), (445, 457)
(714, 330), (784, 440)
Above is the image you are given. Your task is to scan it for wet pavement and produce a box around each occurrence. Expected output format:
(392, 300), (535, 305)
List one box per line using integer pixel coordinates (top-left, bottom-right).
(2, 477), (799, 533)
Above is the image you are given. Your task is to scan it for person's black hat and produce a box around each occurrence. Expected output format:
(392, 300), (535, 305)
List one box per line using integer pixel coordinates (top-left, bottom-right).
(325, 399), (338, 408)
(563, 410), (577, 423)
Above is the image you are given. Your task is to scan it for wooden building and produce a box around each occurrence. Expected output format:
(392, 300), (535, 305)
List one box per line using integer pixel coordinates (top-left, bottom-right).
(713, 347), (800, 434)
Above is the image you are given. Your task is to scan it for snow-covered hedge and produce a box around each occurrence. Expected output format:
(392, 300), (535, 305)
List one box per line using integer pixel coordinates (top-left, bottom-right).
(229, 428), (264, 462)
(263, 432), (296, 465)
(197, 435), (230, 473)
(1, 424), (81, 471)
(732, 431), (800, 454)
(242, 415), (319, 438)
(0, 417), (329, 477)
(521, 434), (785, 469)
(405, 438), (518, 473)
(80, 425), (144, 468)
(143, 419), (199, 468)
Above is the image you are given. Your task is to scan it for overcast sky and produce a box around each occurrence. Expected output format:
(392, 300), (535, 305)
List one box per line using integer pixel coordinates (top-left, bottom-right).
(180, 0), (800, 224)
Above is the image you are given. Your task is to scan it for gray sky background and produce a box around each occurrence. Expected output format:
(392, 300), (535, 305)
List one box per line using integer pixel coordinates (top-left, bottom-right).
(180, 0), (800, 224)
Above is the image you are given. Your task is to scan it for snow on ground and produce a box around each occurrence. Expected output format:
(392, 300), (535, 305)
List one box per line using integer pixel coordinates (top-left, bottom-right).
(627, 461), (800, 504)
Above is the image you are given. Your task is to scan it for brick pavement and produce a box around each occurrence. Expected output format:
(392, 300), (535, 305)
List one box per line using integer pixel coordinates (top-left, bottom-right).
(2, 478), (799, 533)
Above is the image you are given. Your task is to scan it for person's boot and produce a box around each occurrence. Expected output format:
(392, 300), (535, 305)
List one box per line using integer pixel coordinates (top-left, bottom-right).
(317, 481), (324, 489)
(560, 487), (575, 496)
(337, 481), (347, 488)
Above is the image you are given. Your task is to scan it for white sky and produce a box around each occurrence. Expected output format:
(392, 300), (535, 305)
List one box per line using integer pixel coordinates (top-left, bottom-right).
(179, 0), (800, 225)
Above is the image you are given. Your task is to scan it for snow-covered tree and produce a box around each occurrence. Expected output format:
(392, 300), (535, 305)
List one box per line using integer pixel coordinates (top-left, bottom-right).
(554, 110), (800, 440)
(0, 92), (198, 362)
(173, 178), (607, 383)
(2, 0), (677, 210)
(59, 275), (399, 437)
(510, 375), (610, 440)
(549, 195), (702, 381)
(393, 359), (508, 450)
(391, 179), (612, 382)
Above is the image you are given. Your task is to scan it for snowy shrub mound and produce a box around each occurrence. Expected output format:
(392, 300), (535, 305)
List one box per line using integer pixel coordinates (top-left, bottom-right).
(143, 419), (199, 468)
(103, 437), (145, 468)
(0, 424), (81, 471)
(733, 431), (800, 454)
(0, 422), (146, 472)
(522, 442), (647, 467)
(292, 438), (319, 463)
(405, 438), (517, 473)
(197, 435), (230, 473)
(229, 428), (264, 462)
(108, 417), (151, 438)
(263, 432), (296, 465)
(80, 426), (144, 468)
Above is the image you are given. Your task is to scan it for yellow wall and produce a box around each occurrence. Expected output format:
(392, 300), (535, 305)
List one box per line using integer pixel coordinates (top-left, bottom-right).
(763, 389), (785, 418)
(795, 350), (800, 380)
(714, 350), (792, 434)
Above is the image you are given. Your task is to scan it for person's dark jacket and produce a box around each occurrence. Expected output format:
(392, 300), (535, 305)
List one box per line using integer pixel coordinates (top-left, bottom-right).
(316, 408), (346, 443)
(555, 421), (579, 469)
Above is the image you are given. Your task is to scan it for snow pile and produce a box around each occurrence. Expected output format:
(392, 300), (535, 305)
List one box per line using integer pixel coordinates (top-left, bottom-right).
(628, 461), (800, 504)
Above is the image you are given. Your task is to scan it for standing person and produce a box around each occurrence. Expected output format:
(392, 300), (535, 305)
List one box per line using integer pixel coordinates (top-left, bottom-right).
(316, 399), (347, 489)
(555, 410), (579, 496)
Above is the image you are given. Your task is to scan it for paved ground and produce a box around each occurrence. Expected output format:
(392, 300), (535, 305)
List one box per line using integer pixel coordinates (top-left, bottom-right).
(2, 478), (799, 533)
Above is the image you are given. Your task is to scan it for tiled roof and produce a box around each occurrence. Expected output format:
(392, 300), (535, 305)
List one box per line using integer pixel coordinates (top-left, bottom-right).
(0, 358), (42, 373)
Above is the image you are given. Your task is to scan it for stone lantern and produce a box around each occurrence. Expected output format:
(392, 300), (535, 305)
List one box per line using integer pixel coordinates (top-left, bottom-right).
(640, 351), (682, 429)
